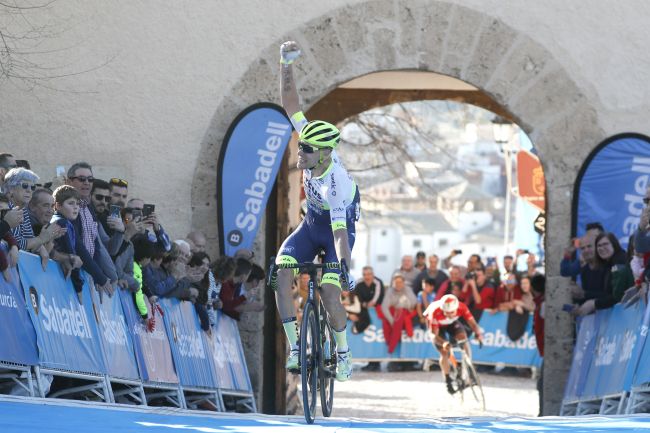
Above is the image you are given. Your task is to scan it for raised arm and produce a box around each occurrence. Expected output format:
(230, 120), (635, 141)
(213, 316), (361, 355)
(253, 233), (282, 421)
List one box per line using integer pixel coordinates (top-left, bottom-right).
(280, 41), (307, 130)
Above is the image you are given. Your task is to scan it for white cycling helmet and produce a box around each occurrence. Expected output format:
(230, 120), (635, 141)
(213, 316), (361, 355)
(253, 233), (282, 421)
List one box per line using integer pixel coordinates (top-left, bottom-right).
(441, 294), (459, 313)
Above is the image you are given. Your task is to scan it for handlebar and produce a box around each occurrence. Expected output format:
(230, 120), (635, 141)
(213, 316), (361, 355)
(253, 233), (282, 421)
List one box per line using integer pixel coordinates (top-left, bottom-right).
(267, 257), (352, 291)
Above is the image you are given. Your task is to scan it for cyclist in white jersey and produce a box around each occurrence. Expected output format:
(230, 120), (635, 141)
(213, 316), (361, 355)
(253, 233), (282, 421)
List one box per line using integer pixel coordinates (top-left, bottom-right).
(273, 40), (360, 381)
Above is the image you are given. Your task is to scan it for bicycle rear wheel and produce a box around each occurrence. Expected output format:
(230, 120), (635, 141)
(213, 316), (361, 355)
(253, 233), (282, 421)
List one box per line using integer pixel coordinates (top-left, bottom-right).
(319, 304), (335, 417)
(464, 358), (486, 411)
(300, 302), (319, 424)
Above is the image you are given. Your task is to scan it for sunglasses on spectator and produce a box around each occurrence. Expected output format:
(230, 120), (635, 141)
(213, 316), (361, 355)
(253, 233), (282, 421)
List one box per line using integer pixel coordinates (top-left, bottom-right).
(298, 142), (317, 154)
(94, 194), (111, 202)
(69, 175), (94, 183)
(20, 183), (36, 191)
(110, 178), (128, 187)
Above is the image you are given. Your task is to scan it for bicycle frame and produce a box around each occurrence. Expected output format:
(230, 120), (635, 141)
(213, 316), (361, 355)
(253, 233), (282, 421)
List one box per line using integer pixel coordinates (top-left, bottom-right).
(268, 259), (343, 423)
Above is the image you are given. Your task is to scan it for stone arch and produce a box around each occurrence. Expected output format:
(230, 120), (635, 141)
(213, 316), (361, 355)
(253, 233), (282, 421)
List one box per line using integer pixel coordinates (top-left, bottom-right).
(192, 0), (604, 414)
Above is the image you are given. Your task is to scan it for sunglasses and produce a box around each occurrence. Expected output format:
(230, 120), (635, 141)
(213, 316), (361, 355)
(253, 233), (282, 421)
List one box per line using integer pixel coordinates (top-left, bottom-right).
(110, 178), (128, 187)
(94, 194), (111, 202)
(298, 142), (317, 154)
(69, 175), (95, 183)
(20, 183), (36, 191)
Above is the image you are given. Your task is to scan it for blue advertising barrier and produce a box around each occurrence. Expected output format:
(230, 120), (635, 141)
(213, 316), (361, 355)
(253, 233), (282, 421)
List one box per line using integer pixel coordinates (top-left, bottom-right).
(564, 314), (599, 400)
(18, 252), (106, 374)
(218, 103), (292, 256)
(581, 308), (613, 399)
(119, 294), (178, 384)
(347, 309), (542, 367)
(633, 299), (650, 386)
(594, 302), (645, 396)
(159, 298), (216, 388)
(574, 133), (650, 249)
(95, 289), (140, 380)
(0, 266), (38, 365)
(212, 311), (252, 392)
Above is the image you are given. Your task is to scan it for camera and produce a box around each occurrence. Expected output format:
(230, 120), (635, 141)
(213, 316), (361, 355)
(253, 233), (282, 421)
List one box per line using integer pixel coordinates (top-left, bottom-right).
(467, 271), (476, 280)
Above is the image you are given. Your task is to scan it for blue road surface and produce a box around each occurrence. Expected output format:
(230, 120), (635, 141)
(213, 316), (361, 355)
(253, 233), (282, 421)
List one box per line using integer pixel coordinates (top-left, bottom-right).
(2, 396), (650, 432)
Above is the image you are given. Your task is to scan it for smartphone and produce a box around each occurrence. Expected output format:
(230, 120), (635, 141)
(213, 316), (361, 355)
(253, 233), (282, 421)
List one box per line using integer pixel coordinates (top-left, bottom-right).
(562, 304), (575, 312)
(109, 205), (121, 219)
(453, 249), (463, 255)
(56, 165), (66, 177)
(15, 159), (30, 169)
(142, 204), (155, 218)
(132, 208), (143, 221)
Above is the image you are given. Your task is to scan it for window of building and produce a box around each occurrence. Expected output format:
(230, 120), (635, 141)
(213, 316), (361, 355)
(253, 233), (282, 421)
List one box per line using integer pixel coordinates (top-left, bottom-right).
(438, 239), (448, 247)
(413, 239), (422, 248)
(377, 254), (388, 262)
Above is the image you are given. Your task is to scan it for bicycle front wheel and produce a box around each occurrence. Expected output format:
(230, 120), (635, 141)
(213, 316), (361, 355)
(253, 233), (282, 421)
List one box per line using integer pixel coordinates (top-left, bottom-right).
(319, 304), (335, 417)
(464, 358), (486, 411)
(300, 302), (319, 424)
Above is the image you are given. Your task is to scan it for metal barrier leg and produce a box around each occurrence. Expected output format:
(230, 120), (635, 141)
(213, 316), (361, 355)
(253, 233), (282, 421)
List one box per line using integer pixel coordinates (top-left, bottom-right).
(34, 366), (45, 398)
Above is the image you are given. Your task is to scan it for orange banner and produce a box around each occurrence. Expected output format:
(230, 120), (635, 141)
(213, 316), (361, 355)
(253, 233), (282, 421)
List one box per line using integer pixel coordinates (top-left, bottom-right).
(517, 150), (546, 212)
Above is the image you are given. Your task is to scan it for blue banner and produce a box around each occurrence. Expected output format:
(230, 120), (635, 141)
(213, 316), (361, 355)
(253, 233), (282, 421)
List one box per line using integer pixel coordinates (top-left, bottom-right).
(633, 300), (650, 386)
(18, 252), (106, 374)
(574, 134), (650, 248)
(581, 309), (613, 399)
(207, 311), (253, 391)
(159, 298), (216, 388)
(593, 303), (644, 396)
(94, 289), (140, 380)
(564, 314), (599, 400)
(347, 309), (541, 367)
(218, 103), (292, 255)
(119, 294), (178, 384)
(0, 266), (38, 365)
(220, 312), (252, 392)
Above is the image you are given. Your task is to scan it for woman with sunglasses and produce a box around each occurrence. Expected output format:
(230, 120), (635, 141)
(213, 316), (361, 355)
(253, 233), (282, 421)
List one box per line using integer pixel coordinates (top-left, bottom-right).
(273, 41), (361, 382)
(4, 168), (65, 265)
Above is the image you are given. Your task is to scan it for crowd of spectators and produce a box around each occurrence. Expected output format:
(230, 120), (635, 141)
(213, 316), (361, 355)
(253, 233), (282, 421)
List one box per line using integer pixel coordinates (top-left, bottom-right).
(0, 154), (265, 341)
(561, 216), (644, 316)
(288, 244), (547, 372)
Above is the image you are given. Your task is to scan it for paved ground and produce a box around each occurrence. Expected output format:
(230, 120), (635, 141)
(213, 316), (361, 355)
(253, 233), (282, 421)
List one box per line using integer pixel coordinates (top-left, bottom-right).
(3, 396), (650, 433)
(331, 364), (539, 419)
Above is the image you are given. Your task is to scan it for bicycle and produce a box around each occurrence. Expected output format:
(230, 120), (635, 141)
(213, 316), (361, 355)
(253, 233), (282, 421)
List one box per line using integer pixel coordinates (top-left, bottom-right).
(267, 258), (350, 424)
(448, 338), (485, 411)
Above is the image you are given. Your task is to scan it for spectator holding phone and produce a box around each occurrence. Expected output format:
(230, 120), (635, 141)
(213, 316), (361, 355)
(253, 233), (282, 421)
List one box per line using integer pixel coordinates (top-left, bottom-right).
(127, 198), (171, 252)
(109, 178), (129, 207)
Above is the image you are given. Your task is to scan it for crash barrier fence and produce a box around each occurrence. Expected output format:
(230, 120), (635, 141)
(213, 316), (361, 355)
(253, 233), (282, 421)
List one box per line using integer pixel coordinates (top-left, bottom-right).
(561, 296), (650, 415)
(0, 251), (255, 413)
(347, 308), (542, 369)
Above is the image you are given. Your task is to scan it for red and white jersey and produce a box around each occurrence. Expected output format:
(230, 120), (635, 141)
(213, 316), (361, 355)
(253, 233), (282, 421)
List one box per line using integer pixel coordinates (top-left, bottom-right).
(424, 301), (473, 328)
